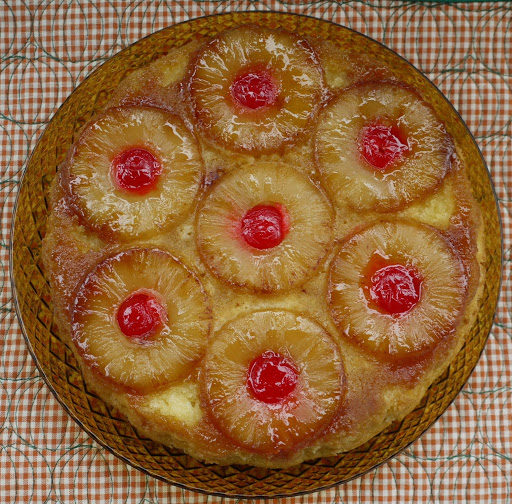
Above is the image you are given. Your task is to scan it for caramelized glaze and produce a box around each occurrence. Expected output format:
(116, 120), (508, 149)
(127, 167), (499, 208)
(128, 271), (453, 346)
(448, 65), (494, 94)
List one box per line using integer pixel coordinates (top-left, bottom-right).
(42, 26), (484, 468)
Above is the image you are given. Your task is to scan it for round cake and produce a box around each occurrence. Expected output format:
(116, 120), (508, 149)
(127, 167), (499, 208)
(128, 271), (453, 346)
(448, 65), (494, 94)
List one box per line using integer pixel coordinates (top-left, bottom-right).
(42, 24), (485, 468)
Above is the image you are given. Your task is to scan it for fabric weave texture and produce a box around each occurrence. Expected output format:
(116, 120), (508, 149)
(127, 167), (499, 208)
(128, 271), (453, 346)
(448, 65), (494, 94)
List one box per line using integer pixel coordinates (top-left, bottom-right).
(2, 1), (511, 503)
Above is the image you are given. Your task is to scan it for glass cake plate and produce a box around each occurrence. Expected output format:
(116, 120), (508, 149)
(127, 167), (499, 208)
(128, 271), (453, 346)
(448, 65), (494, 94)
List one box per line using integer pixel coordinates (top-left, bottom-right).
(10, 11), (502, 498)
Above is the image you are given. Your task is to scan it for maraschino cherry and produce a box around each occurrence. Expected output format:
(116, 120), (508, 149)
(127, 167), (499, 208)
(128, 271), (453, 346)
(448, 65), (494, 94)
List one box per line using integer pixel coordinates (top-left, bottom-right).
(112, 147), (162, 195)
(365, 260), (423, 315)
(117, 290), (167, 342)
(241, 204), (289, 250)
(359, 122), (409, 171)
(231, 69), (279, 110)
(247, 350), (299, 404)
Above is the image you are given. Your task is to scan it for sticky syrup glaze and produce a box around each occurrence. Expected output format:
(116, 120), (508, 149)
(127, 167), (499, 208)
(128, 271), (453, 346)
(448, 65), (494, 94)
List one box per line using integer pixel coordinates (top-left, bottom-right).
(41, 27), (484, 467)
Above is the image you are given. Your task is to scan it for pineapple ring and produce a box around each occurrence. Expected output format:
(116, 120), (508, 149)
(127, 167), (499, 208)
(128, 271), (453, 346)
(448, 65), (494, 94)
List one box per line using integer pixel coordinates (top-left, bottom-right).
(67, 106), (203, 240)
(71, 248), (211, 393)
(188, 25), (326, 153)
(316, 82), (453, 212)
(329, 220), (468, 361)
(202, 310), (345, 454)
(196, 161), (334, 293)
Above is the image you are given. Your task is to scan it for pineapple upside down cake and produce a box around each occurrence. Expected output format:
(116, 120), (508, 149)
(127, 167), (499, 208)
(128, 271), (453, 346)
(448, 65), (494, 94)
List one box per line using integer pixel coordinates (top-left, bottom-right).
(43, 25), (485, 468)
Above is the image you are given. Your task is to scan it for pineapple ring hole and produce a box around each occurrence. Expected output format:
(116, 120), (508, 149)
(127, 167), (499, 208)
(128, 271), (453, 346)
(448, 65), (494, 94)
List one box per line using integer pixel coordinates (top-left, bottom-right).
(363, 255), (423, 316)
(247, 350), (298, 404)
(241, 203), (290, 250)
(358, 121), (409, 171)
(116, 289), (167, 342)
(111, 147), (162, 195)
(230, 67), (279, 110)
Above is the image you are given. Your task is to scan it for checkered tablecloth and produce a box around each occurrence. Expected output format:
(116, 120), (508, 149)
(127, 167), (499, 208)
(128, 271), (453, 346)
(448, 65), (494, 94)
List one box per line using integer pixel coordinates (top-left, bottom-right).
(2, 1), (511, 502)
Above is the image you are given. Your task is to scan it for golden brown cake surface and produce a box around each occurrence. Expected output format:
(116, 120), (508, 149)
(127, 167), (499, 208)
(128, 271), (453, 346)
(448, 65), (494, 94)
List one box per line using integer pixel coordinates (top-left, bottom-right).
(42, 25), (485, 468)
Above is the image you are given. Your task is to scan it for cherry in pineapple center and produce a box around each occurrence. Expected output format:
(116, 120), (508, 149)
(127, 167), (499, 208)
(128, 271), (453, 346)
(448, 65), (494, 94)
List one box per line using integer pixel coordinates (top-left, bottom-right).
(111, 147), (162, 195)
(117, 290), (167, 342)
(359, 122), (409, 171)
(241, 204), (289, 250)
(230, 68), (279, 110)
(363, 255), (423, 316)
(247, 350), (299, 404)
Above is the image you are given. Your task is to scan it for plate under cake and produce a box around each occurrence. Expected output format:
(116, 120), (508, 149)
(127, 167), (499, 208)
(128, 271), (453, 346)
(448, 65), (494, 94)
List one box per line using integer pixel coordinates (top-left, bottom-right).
(12, 12), (501, 496)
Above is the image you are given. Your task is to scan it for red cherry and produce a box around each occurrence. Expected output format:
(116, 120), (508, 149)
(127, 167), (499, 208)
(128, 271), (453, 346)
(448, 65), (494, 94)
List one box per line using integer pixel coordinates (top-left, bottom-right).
(366, 262), (423, 315)
(247, 350), (298, 404)
(359, 122), (409, 171)
(241, 204), (289, 250)
(116, 290), (167, 341)
(230, 69), (279, 110)
(111, 147), (162, 195)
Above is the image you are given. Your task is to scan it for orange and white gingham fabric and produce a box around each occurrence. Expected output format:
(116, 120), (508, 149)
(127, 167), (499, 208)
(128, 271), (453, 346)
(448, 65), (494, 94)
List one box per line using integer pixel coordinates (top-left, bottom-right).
(1, 1), (511, 503)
